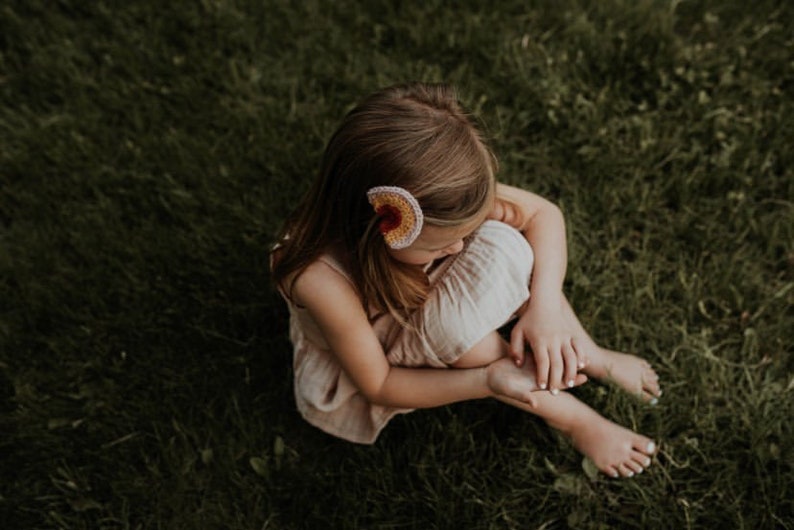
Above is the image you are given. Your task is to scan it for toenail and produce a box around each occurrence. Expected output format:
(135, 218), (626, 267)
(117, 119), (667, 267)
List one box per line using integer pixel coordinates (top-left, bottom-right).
(551, 388), (559, 395)
(578, 361), (585, 368)
(540, 383), (547, 390)
(637, 467), (643, 473)
(650, 397), (658, 406)
(646, 442), (656, 453)
(567, 380), (574, 388)
(611, 471), (619, 478)
(627, 471), (634, 477)
(644, 457), (651, 466)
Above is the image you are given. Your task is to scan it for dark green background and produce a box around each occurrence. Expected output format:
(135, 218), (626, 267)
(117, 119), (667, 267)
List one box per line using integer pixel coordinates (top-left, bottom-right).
(1, 1), (791, 528)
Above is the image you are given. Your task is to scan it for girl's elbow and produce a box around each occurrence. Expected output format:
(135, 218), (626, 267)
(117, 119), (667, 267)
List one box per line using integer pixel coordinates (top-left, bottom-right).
(363, 389), (395, 408)
(360, 373), (404, 407)
(533, 201), (565, 229)
(358, 374), (390, 405)
(543, 200), (563, 219)
(360, 386), (383, 404)
(361, 378), (399, 407)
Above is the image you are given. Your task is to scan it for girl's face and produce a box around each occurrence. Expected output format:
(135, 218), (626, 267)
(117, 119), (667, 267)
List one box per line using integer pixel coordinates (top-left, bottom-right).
(388, 222), (478, 266)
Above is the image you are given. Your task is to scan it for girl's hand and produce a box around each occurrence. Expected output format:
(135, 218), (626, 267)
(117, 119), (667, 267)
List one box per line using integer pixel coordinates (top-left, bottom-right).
(485, 356), (587, 406)
(509, 295), (586, 393)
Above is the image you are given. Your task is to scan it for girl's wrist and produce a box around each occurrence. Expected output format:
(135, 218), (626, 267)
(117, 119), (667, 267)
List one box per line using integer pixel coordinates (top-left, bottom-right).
(528, 285), (564, 308)
(479, 365), (496, 398)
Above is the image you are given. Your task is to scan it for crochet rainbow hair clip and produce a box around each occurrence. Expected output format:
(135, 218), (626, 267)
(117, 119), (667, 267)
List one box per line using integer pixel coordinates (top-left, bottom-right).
(366, 186), (424, 249)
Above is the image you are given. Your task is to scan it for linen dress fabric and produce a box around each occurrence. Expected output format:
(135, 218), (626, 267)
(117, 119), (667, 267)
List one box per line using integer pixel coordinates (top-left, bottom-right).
(283, 220), (534, 444)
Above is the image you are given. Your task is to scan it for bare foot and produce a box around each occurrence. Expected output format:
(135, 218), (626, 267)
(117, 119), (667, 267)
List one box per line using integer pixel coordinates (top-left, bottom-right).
(583, 348), (662, 404)
(558, 295), (661, 403)
(541, 394), (657, 478)
(567, 406), (657, 478)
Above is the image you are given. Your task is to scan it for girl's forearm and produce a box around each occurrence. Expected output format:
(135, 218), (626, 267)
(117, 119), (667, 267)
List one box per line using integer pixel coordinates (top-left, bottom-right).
(523, 201), (568, 302)
(368, 365), (491, 409)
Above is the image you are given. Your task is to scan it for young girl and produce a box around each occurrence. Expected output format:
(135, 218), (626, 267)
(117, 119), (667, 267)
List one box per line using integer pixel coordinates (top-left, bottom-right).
(271, 82), (662, 479)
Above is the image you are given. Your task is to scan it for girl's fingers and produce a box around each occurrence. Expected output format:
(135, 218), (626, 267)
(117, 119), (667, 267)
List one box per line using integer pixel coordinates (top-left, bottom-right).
(509, 329), (525, 367)
(532, 345), (550, 390)
(561, 340), (578, 388)
(513, 349), (525, 367)
(571, 336), (587, 369)
(547, 345), (563, 393)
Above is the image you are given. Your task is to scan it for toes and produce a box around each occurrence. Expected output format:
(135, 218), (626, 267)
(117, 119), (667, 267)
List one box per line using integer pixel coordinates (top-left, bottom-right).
(652, 387), (663, 401)
(631, 450), (653, 469)
(642, 368), (660, 384)
(641, 376), (662, 404)
(611, 452), (653, 479)
(618, 463), (636, 478)
(602, 452), (651, 478)
(626, 460), (645, 475)
(632, 438), (656, 456)
(642, 389), (661, 405)
(640, 362), (660, 387)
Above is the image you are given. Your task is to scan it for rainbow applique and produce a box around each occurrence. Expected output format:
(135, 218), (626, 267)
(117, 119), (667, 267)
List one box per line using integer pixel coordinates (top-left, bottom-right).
(366, 186), (424, 249)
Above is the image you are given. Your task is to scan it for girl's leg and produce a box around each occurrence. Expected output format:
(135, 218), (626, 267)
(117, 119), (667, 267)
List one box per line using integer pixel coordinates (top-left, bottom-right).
(458, 332), (657, 478)
(450, 330), (509, 368)
(456, 294), (662, 403)
(386, 220), (534, 368)
(497, 390), (657, 478)
(386, 220), (659, 477)
(561, 296), (662, 403)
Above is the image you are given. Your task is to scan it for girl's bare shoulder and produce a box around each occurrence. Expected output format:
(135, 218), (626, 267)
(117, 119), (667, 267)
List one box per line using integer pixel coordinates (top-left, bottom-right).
(292, 258), (360, 311)
(293, 258), (379, 354)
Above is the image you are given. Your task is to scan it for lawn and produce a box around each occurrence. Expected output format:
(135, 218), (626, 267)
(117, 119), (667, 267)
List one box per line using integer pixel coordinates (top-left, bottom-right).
(1, 0), (792, 528)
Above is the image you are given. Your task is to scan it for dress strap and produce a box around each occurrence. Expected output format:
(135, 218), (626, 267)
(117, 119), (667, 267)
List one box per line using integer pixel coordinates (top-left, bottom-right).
(317, 252), (354, 285)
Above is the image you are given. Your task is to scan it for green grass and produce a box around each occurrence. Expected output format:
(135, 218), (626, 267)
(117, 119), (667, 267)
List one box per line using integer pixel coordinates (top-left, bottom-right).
(1, 0), (792, 528)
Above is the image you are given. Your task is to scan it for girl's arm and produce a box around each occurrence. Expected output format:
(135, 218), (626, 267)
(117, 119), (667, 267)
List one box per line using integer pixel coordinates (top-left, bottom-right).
(491, 183), (585, 392)
(292, 260), (540, 409)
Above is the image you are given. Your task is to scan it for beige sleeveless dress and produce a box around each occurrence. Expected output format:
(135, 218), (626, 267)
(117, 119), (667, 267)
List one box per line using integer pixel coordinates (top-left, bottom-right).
(283, 220), (534, 444)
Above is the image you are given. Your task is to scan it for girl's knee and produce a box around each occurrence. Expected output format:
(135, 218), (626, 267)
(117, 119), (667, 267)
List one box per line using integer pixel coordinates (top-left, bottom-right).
(437, 221), (534, 316)
(389, 221), (534, 367)
(474, 220), (534, 282)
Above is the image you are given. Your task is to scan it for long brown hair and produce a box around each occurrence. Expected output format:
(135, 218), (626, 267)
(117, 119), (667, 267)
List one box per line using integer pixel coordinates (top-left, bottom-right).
(271, 82), (498, 323)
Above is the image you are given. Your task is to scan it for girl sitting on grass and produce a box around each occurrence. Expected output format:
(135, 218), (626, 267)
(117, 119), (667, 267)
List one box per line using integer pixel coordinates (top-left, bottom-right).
(271, 82), (661, 478)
